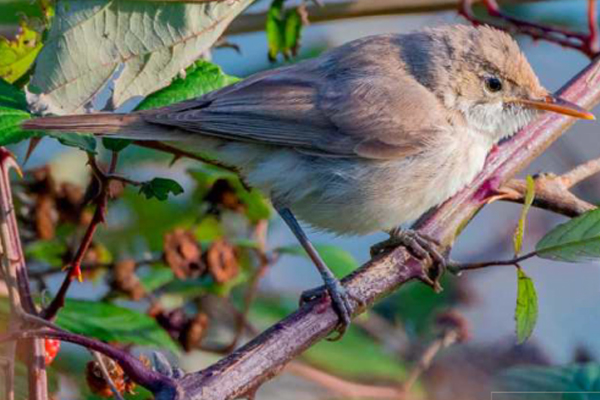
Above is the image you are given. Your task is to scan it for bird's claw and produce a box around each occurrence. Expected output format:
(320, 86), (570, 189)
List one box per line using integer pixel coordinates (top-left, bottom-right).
(370, 228), (446, 292)
(300, 279), (360, 341)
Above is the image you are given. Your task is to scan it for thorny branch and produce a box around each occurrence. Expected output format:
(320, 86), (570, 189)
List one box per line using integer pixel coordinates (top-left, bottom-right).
(0, 149), (48, 400)
(174, 42), (600, 400)
(460, 0), (600, 58)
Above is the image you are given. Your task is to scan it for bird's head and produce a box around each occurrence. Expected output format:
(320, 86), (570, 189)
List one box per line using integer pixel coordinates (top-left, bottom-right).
(413, 25), (594, 142)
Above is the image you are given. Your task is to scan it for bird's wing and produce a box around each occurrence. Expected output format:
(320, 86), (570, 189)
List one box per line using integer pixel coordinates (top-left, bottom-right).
(143, 59), (448, 160)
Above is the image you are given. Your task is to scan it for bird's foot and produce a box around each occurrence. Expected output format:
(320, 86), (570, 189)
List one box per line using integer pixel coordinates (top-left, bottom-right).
(300, 278), (360, 341)
(370, 228), (447, 292)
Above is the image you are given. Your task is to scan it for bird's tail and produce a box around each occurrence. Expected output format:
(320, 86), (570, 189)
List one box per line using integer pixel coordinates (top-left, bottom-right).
(21, 112), (178, 141)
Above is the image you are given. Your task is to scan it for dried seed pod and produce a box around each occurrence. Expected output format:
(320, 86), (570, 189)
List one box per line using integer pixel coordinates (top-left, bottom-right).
(205, 240), (239, 284)
(85, 356), (126, 398)
(163, 229), (204, 279)
(112, 259), (145, 300)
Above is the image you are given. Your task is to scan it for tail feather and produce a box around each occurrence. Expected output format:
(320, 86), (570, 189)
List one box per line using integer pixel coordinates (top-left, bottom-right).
(21, 112), (181, 141)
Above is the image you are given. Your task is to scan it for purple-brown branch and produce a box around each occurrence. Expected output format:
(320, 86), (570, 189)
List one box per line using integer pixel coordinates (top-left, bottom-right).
(174, 54), (600, 400)
(460, 0), (600, 58)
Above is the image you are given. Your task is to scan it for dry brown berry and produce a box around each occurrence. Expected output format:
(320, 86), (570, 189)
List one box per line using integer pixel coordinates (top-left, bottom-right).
(205, 240), (239, 284)
(182, 312), (209, 351)
(34, 195), (57, 240)
(112, 259), (145, 300)
(163, 229), (204, 279)
(85, 356), (126, 398)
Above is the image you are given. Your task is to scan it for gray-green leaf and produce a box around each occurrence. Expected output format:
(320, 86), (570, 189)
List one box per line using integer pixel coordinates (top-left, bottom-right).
(513, 175), (535, 256)
(515, 268), (538, 344)
(27, 0), (251, 114)
(536, 208), (600, 262)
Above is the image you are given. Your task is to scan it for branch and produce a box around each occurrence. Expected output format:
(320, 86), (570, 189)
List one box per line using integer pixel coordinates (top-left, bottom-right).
(460, 0), (600, 58)
(226, 0), (558, 35)
(0, 328), (180, 397)
(176, 51), (600, 400)
(498, 155), (600, 217)
(0, 149), (48, 400)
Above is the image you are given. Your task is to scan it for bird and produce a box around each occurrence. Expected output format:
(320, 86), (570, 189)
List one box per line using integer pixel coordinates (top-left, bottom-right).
(23, 24), (595, 337)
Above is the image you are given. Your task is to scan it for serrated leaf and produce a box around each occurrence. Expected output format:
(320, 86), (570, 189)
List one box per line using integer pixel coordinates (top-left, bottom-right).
(277, 244), (358, 278)
(55, 299), (179, 353)
(514, 175), (535, 256)
(515, 268), (538, 344)
(139, 178), (184, 201)
(135, 60), (238, 111)
(0, 21), (43, 84)
(536, 208), (600, 262)
(102, 137), (131, 152)
(496, 364), (600, 396)
(27, 0), (251, 115)
(50, 132), (97, 153)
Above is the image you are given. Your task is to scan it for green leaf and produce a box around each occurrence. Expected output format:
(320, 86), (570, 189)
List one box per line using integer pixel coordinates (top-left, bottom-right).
(139, 265), (175, 292)
(50, 132), (97, 153)
(266, 0), (286, 61)
(136, 60), (239, 111)
(0, 21), (43, 84)
(277, 244), (358, 278)
(536, 208), (600, 262)
(102, 137), (131, 152)
(0, 106), (37, 145)
(28, 0), (251, 114)
(55, 299), (179, 353)
(515, 268), (538, 344)
(0, 78), (28, 110)
(513, 175), (535, 256)
(139, 178), (184, 201)
(495, 364), (600, 397)
(25, 239), (67, 266)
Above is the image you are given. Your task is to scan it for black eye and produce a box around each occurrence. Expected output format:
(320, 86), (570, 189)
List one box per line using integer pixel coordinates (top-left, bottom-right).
(485, 76), (503, 93)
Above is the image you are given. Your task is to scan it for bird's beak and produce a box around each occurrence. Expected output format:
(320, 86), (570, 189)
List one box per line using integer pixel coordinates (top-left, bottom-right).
(514, 95), (595, 120)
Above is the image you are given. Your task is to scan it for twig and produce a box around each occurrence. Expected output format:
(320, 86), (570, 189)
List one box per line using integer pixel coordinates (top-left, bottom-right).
(41, 156), (109, 320)
(448, 250), (537, 273)
(92, 352), (126, 400)
(499, 155), (600, 217)
(0, 328), (179, 396)
(400, 329), (462, 393)
(176, 43), (600, 400)
(460, 0), (600, 58)
(226, 0), (555, 35)
(286, 362), (406, 400)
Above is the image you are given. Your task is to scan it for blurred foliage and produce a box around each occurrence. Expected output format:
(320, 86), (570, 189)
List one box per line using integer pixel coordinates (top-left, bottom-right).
(495, 363), (600, 398)
(266, 0), (307, 61)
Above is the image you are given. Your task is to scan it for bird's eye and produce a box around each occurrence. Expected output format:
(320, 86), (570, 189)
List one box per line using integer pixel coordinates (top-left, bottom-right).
(484, 76), (503, 93)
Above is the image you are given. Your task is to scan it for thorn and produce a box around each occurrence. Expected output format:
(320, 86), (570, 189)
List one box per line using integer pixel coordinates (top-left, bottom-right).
(24, 137), (43, 166)
(169, 155), (182, 167)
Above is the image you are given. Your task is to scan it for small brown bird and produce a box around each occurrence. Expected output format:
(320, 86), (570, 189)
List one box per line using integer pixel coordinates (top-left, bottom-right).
(23, 25), (594, 336)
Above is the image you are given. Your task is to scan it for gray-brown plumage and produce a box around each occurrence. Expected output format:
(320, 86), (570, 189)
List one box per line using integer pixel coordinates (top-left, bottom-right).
(23, 25), (594, 335)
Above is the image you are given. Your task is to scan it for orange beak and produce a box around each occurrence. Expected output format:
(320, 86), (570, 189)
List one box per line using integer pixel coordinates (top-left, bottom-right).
(515, 95), (595, 120)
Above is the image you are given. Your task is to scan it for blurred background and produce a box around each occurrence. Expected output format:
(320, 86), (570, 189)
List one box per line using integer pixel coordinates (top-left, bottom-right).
(2, 0), (600, 399)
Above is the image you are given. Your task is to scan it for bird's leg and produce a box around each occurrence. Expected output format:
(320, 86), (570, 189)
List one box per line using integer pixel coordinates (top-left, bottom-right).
(276, 206), (354, 339)
(370, 228), (447, 292)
